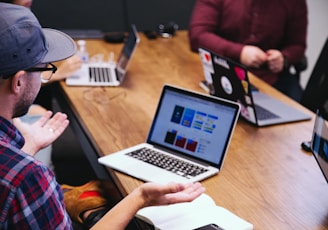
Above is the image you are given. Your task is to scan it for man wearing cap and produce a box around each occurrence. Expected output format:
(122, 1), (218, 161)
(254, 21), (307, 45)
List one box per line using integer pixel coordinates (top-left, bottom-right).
(0, 3), (205, 229)
(0, 2), (76, 229)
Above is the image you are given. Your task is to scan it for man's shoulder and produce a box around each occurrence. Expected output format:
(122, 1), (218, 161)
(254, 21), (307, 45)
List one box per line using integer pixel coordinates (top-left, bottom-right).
(0, 148), (53, 190)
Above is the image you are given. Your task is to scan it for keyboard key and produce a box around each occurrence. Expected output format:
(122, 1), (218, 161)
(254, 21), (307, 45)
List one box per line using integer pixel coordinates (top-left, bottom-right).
(89, 67), (113, 83)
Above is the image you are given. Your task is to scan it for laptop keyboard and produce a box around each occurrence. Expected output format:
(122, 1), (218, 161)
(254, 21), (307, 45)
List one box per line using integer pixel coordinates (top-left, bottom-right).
(89, 67), (113, 82)
(126, 147), (209, 178)
(254, 104), (280, 120)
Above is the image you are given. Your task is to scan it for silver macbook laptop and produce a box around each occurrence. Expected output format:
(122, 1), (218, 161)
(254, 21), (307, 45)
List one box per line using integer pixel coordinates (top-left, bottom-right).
(66, 24), (140, 87)
(311, 110), (328, 183)
(198, 48), (311, 127)
(98, 85), (240, 184)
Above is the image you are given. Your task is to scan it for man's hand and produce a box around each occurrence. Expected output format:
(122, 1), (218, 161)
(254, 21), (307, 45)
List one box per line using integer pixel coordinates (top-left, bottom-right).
(91, 182), (205, 229)
(13, 111), (69, 156)
(240, 45), (267, 68)
(138, 182), (206, 208)
(266, 49), (284, 73)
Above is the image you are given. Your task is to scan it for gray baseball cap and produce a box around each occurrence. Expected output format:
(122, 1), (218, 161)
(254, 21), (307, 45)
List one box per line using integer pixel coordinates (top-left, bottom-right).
(0, 3), (77, 76)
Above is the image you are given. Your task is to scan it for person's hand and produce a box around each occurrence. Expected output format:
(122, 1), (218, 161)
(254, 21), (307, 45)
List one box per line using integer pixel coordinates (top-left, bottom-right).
(48, 55), (82, 82)
(13, 111), (69, 156)
(240, 45), (267, 68)
(137, 182), (206, 208)
(90, 182), (205, 229)
(266, 49), (284, 73)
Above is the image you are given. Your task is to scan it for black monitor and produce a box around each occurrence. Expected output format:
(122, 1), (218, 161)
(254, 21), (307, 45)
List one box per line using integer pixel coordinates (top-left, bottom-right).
(301, 38), (328, 118)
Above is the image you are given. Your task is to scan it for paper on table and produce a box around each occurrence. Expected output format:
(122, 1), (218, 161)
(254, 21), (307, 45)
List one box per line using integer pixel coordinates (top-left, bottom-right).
(136, 193), (253, 230)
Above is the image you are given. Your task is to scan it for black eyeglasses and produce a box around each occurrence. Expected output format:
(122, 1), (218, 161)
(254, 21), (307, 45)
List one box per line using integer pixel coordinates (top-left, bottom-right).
(25, 63), (57, 83)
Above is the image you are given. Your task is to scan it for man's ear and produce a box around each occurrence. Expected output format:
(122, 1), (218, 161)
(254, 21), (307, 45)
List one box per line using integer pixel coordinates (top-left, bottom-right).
(11, 71), (26, 94)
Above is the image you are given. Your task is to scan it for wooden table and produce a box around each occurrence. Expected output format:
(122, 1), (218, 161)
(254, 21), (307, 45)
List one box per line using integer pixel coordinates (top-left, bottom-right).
(55, 31), (328, 230)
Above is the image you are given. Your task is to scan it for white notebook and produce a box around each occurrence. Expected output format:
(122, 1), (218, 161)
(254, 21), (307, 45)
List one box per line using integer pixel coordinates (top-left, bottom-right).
(136, 193), (253, 230)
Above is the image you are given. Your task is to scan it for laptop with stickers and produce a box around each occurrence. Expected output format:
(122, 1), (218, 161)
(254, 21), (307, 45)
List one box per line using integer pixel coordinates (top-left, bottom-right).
(98, 85), (240, 184)
(66, 24), (139, 86)
(198, 48), (311, 126)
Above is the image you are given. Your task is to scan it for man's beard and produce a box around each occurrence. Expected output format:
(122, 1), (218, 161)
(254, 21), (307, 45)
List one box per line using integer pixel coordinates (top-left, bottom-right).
(12, 86), (37, 118)
(12, 98), (33, 118)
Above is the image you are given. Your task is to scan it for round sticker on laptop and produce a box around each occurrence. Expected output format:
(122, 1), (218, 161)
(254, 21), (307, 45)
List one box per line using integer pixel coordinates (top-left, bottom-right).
(220, 76), (233, 95)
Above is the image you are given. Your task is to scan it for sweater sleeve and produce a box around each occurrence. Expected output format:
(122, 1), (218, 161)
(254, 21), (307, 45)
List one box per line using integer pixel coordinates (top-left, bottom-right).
(188, 0), (244, 60)
(280, 0), (308, 65)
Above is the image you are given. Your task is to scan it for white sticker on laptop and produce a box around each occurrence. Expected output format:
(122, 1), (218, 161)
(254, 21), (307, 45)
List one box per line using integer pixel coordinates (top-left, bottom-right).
(204, 70), (213, 84)
(220, 76), (233, 95)
(199, 49), (214, 73)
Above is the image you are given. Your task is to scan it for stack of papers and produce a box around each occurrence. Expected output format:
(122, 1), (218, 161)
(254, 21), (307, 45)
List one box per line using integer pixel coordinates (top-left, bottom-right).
(136, 193), (253, 230)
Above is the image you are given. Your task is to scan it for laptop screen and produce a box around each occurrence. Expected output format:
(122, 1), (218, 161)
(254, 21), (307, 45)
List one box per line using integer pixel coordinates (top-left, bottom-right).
(311, 111), (328, 183)
(147, 85), (240, 167)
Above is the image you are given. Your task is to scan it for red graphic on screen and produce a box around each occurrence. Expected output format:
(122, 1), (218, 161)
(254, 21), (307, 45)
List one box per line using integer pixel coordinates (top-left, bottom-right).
(186, 140), (198, 152)
(175, 136), (187, 148)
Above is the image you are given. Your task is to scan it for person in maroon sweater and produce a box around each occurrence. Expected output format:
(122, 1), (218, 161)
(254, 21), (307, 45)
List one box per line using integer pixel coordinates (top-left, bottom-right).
(189, 0), (308, 101)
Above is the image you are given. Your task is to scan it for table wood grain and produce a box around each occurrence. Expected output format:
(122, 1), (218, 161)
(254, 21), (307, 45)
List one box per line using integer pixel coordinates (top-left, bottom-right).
(58, 31), (328, 230)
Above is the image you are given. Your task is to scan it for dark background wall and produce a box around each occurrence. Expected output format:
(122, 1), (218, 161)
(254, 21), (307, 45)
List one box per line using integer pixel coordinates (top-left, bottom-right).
(32, 0), (197, 33)
(125, 0), (197, 32)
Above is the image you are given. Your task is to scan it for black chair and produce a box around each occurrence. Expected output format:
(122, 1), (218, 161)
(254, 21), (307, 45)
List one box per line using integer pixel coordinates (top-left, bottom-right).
(273, 55), (308, 102)
(294, 55), (308, 80)
(300, 37), (328, 117)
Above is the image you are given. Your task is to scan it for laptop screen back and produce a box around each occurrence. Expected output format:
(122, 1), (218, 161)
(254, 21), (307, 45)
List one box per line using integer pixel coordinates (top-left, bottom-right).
(199, 48), (258, 124)
(116, 24), (140, 81)
(147, 85), (240, 168)
(311, 111), (328, 183)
